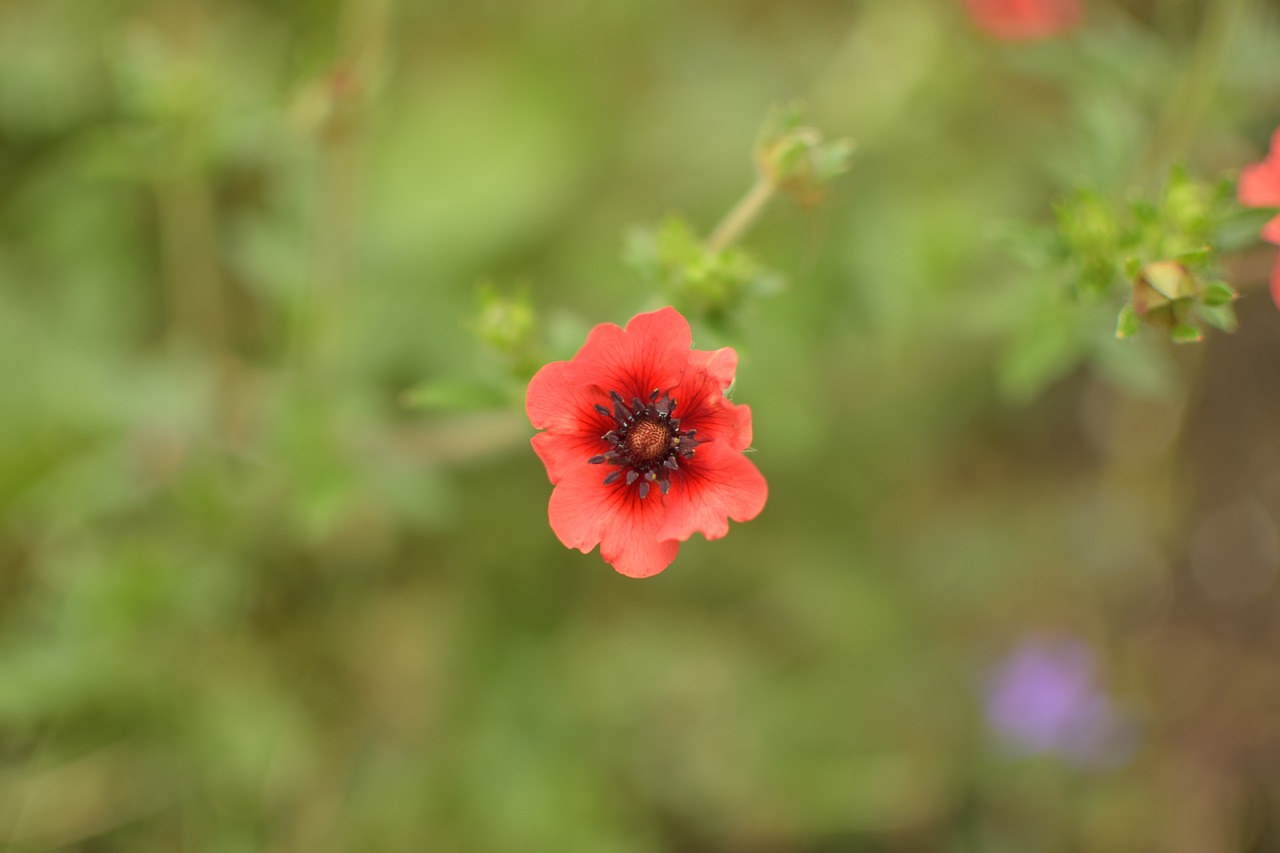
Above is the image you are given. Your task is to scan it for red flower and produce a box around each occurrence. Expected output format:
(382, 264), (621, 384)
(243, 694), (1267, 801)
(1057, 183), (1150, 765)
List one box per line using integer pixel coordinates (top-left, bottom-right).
(963, 0), (1081, 40)
(526, 307), (768, 578)
(1238, 127), (1280, 309)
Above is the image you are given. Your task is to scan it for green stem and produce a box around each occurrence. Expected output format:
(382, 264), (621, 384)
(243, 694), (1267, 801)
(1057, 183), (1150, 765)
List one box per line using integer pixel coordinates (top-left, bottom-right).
(156, 172), (224, 350)
(1139, 0), (1250, 182)
(290, 0), (393, 378)
(705, 174), (775, 253)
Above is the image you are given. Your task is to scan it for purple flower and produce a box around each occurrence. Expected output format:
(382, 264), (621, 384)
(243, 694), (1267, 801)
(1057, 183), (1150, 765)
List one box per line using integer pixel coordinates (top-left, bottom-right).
(984, 637), (1133, 767)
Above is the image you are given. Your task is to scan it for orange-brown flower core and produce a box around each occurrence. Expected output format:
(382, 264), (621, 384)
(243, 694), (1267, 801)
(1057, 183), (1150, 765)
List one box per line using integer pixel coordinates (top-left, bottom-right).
(626, 418), (670, 465)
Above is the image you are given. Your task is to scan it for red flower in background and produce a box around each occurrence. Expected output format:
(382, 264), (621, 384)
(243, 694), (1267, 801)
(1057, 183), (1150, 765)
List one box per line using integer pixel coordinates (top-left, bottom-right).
(526, 307), (767, 578)
(964, 0), (1081, 40)
(1238, 128), (1280, 309)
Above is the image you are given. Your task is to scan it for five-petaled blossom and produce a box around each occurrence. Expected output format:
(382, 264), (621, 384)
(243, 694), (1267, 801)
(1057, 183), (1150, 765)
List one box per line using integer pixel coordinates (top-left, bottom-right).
(963, 0), (1081, 40)
(526, 307), (767, 578)
(1238, 127), (1280, 309)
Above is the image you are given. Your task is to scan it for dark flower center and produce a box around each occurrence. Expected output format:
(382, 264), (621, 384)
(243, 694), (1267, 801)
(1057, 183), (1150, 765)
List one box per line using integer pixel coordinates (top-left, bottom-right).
(626, 419), (670, 465)
(588, 389), (703, 499)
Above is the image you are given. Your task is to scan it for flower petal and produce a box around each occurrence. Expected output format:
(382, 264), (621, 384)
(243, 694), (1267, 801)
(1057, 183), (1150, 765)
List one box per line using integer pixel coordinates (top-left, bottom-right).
(531, 431), (606, 485)
(1239, 130), (1280, 208)
(1240, 162), (1280, 208)
(673, 363), (755, 452)
(691, 399), (753, 453)
(564, 306), (693, 399)
(1270, 255), (1280, 312)
(547, 470), (680, 578)
(724, 402), (754, 451)
(658, 442), (768, 543)
(1262, 214), (1280, 246)
(600, 497), (680, 578)
(964, 0), (1081, 40)
(687, 346), (738, 394)
(527, 359), (609, 434)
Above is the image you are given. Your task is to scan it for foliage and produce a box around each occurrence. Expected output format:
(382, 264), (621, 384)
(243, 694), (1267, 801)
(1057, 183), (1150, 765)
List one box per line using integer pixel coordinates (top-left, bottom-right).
(0, 0), (1279, 850)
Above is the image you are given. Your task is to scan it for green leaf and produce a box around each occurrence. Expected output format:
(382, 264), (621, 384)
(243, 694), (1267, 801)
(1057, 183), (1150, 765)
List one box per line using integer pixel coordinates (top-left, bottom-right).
(472, 281), (536, 354)
(402, 380), (514, 411)
(1131, 200), (1160, 228)
(987, 220), (1064, 269)
(771, 137), (812, 181)
(1161, 164), (1213, 237)
(1115, 304), (1139, 339)
(811, 138), (856, 183)
(998, 295), (1089, 403)
(1174, 246), (1212, 267)
(1200, 281), (1237, 307)
(752, 102), (851, 200)
(625, 215), (777, 318)
(1168, 323), (1203, 344)
(1215, 207), (1279, 252)
(755, 100), (807, 144)
(1196, 302), (1238, 333)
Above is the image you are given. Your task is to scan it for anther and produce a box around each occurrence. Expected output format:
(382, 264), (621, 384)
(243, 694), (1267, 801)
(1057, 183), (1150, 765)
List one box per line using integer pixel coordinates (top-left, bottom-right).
(589, 387), (699, 497)
(610, 391), (631, 421)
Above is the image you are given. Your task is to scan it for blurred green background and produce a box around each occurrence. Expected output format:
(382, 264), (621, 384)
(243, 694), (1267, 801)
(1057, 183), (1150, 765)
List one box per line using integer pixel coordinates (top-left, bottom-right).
(3, 0), (1280, 849)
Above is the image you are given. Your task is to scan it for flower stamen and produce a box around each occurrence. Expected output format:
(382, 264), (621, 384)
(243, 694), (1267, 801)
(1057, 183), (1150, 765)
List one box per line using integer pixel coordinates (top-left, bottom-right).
(592, 388), (702, 498)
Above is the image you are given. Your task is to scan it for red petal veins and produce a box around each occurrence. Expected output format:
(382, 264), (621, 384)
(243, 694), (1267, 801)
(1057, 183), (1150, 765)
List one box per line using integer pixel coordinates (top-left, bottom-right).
(600, 500), (681, 578)
(674, 395), (753, 453)
(723, 402), (754, 451)
(564, 306), (693, 399)
(670, 358), (754, 452)
(531, 431), (606, 485)
(547, 468), (680, 578)
(687, 346), (738, 394)
(526, 360), (608, 434)
(657, 442), (768, 543)
(527, 359), (613, 484)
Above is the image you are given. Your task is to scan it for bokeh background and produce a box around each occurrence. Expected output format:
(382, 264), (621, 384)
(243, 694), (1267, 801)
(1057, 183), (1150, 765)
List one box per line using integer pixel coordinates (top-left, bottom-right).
(4, 0), (1280, 849)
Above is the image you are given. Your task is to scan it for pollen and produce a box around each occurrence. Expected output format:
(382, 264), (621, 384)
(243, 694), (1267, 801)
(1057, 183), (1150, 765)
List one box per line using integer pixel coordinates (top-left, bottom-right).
(626, 419), (670, 464)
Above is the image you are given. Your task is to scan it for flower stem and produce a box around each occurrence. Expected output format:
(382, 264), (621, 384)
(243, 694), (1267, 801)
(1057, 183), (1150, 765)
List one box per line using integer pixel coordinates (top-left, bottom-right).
(705, 174), (775, 253)
(156, 171), (225, 351)
(1139, 0), (1249, 182)
(289, 0), (393, 378)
